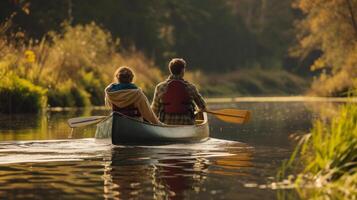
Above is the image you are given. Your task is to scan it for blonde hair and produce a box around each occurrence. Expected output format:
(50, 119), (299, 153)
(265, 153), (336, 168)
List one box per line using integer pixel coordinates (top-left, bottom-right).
(114, 66), (135, 83)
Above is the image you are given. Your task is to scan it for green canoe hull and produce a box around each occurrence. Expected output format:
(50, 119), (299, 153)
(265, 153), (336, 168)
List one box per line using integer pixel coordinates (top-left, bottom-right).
(95, 112), (209, 145)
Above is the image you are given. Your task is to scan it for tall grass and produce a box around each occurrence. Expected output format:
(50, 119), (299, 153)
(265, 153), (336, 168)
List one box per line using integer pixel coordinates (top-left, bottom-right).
(282, 102), (357, 199)
(0, 18), (162, 112)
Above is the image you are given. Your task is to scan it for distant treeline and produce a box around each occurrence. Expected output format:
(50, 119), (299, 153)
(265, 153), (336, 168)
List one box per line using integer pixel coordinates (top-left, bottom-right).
(0, 0), (356, 114)
(0, 0), (307, 73)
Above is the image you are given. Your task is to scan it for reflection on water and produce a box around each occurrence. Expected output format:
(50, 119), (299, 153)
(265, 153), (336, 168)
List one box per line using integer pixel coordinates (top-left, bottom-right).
(0, 138), (261, 199)
(0, 109), (108, 141)
(0, 101), (340, 199)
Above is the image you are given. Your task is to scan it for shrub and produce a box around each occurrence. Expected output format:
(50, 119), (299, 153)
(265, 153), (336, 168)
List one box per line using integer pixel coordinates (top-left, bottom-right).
(43, 22), (163, 104)
(1, 20), (165, 108)
(309, 70), (356, 97)
(0, 74), (47, 113)
(70, 86), (91, 107)
(48, 80), (91, 107)
(79, 70), (106, 106)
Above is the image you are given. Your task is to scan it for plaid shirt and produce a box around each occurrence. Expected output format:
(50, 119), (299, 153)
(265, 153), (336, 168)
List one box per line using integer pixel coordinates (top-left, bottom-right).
(151, 75), (206, 125)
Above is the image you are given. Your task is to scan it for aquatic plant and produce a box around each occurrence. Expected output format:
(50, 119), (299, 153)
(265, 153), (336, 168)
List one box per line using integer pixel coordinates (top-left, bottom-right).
(280, 102), (357, 199)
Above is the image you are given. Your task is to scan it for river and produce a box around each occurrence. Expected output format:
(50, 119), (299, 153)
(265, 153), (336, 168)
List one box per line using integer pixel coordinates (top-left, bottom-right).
(0, 99), (343, 199)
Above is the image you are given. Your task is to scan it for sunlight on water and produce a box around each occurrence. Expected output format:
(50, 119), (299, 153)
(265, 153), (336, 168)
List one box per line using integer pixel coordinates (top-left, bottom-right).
(0, 138), (261, 199)
(0, 139), (111, 164)
(0, 138), (247, 165)
(1, 100), (338, 199)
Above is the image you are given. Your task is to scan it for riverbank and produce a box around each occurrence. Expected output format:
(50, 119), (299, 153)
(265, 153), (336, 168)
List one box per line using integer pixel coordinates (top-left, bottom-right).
(0, 22), (162, 113)
(189, 69), (310, 97)
(43, 96), (357, 112)
(1, 18), (314, 114)
(280, 101), (357, 199)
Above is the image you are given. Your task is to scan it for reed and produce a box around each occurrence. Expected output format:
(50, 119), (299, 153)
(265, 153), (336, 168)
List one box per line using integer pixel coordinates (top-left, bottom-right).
(282, 102), (357, 199)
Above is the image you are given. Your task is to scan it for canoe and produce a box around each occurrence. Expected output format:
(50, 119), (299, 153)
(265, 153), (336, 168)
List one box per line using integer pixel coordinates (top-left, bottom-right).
(95, 112), (209, 145)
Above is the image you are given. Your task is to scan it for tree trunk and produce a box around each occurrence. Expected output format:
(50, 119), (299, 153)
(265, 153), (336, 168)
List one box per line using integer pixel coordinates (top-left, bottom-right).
(67, 0), (73, 24)
(345, 0), (357, 39)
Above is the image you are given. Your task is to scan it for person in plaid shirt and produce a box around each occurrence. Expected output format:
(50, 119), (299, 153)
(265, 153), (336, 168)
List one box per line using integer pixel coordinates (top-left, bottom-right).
(151, 58), (206, 125)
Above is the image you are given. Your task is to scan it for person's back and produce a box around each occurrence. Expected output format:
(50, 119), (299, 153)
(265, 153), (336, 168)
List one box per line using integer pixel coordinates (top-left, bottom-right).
(105, 66), (160, 124)
(151, 58), (206, 125)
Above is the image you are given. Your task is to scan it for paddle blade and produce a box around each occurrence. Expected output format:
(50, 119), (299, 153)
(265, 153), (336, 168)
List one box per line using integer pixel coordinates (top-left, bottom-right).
(68, 116), (107, 128)
(213, 113), (248, 124)
(208, 109), (251, 124)
(215, 109), (249, 117)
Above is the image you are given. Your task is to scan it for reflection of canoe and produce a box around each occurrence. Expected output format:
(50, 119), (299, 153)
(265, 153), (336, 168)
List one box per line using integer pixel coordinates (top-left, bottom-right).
(95, 112), (209, 145)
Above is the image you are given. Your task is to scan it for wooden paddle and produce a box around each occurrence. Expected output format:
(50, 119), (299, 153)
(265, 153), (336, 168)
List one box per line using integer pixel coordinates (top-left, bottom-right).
(68, 116), (107, 128)
(68, 108), (250, 128)
(205, 109), (251, 124)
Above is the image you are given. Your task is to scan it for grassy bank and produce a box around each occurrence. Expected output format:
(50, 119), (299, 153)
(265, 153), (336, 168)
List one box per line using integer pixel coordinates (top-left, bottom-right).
(0, 20), (162, 113)
(187, 68), (309, 97)
(0, 17), (311, 113)
(282, 102), (357, 199)
(0, 74), (47, 113)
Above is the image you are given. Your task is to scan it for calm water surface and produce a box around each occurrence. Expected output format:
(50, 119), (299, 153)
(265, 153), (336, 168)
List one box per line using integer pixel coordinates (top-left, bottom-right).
(0, 101), (338, 199)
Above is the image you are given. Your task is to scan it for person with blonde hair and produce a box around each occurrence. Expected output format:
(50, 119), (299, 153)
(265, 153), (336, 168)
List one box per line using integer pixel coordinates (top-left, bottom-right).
(105, 66), (160, 124)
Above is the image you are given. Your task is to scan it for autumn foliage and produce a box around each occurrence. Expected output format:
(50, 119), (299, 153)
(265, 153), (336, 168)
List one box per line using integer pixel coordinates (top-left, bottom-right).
(293, 0), (357, 96)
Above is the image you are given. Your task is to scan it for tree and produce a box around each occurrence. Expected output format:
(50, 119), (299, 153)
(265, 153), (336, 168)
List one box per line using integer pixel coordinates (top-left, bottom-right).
(0, 0), (69, 38)
(293, 0), (357, 96)
(228, 0), (297, 68)
(0, 0), (303, 72)
(166, 0), (259, 71)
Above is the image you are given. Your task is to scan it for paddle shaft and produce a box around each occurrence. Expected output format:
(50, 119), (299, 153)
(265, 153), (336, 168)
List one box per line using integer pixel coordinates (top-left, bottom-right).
(68, 116), (108, 128)
(205, 110), (246, 118)
(71, 117), (105, 125)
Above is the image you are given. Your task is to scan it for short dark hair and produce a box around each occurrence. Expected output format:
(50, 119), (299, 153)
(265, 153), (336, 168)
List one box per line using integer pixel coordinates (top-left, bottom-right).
(168, 58), (186, 75)
(114, 66), (134, 83)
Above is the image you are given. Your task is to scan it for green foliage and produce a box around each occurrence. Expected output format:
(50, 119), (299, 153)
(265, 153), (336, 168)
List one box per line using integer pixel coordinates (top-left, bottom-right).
(44, 22), (116, 84)
(69, 86), (91, 107)
(0, 74), (47, 113)
(302, 104), (357, 178)
(47, 81), (91, 108)
(45, 22), (162, 104)
(283, 102), (357, 199)
(79, 70), (106, 106)
(1, 19), (163, 110)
